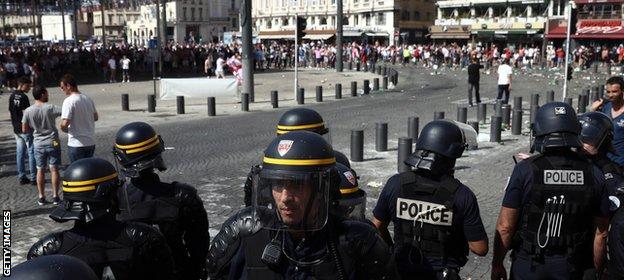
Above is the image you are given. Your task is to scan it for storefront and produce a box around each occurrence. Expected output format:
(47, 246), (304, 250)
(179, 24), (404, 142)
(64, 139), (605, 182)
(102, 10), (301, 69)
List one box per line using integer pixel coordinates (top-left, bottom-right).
(429, 25), (471, 43)
(471, 21), (545, 46)
(573, 0), (624, 46)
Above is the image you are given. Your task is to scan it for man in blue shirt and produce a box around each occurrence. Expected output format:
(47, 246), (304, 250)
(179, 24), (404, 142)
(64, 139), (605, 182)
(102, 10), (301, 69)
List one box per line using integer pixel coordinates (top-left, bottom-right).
(591, 76), (624, 166)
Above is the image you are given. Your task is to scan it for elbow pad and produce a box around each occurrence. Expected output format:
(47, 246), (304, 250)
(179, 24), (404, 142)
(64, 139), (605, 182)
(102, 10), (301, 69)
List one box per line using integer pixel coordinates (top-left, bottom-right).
(27, 232), (64, 260)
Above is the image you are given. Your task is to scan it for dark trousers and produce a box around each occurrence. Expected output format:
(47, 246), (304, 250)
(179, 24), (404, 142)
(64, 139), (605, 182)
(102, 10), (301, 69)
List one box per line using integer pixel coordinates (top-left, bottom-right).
(497, 84), (511, 104)
(468, 82), (480, 105)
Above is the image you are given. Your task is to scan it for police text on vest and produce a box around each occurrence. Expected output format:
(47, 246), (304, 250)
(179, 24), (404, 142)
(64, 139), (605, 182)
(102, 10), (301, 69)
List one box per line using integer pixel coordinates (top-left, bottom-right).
(543, 170), (584, 185)
(396, 198), (453, 226)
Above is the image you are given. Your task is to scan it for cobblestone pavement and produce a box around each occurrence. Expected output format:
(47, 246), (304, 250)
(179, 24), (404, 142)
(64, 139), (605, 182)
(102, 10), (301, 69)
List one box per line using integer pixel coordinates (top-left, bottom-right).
(0, 64), (610, 278)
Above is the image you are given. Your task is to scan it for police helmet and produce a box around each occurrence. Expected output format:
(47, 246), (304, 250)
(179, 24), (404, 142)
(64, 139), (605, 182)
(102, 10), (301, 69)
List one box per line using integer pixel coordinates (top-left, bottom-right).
(405, 120), (466, 175)
(579, 111), (614, 152)
(334, 150), (351, 169)
(113, 122), (166, 178)
(49, 158), (121, 223)
(10, 255), (98, 280)
(532, 102), (581, 152)
(255, 131), (336, 231)
(276, 108), (328, 135)
(332, 163), (366, 220)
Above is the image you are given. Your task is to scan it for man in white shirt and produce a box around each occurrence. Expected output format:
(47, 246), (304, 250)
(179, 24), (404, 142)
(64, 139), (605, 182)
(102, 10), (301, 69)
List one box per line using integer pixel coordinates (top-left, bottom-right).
(497, 59), (513, 104)
(215, 55), (225, 79)
(121, 55), (131, 83)
(108, 56), (117, 83)
(59, 74), (98, 163)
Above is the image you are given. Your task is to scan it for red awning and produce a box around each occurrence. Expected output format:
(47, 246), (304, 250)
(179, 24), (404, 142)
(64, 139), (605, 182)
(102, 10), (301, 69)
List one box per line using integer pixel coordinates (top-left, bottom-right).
(546, 25), (568, 39)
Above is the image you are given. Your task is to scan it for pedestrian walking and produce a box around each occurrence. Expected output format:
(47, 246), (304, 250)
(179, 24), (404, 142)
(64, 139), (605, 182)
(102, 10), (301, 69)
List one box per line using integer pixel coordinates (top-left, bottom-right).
(9, 76), (36, 185)
(60, 74), (98, 163)
(21, 87), (62, 205)
(121, 55), (131, 83)
(215, 55), (225, 79)
(496, 58), (513, 104)
(204, 53), (214, 78)
(108, 56), (117, 83)
(467, 57), (484, 107)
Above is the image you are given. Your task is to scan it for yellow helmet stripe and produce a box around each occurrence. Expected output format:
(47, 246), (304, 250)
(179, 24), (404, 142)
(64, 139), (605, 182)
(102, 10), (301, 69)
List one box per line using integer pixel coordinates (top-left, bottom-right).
(115, 135), (158, 150)
(276, 130), (290, 135)
(276, 122), (325, 131)
(124, 139), (161, 154)
(63, 173), (118, 187)
(340, 187), (360, 195)
(263, 157), (335, 166)
(62, 185), (97, 193)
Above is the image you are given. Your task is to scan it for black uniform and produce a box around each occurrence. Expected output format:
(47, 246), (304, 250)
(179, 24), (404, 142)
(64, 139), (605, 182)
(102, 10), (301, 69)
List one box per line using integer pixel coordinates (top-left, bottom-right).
(608, 188), (624, 279)
(27, 215), (174, 279)
(8, 89), (30, 134)
(117, 172), (210, 280)
(10, 255), (98, 280)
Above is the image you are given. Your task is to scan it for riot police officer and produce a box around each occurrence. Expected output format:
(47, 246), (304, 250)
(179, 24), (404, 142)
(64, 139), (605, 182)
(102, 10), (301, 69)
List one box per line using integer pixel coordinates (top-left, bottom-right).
(373, 120), (488, 279)
(608, 186), (624, 279)
(208, 131), (398, 279)
(113, 122), (209, 280)
(332, 162), (367, 221)
(491, 102), (611, 280)
(9, 255), (98, 280)
(243, 107), (350, 207)
(27, 157), (174, 279)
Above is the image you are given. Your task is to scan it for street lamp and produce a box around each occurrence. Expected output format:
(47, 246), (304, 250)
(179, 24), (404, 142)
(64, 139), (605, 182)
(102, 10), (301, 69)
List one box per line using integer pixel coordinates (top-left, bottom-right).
(562, 0), (576, 100)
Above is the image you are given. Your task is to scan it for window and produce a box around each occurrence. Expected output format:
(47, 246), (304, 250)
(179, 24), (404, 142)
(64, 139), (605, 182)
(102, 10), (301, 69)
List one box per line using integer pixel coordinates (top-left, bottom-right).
(183, 7), (187, 20)
(413, 11), (420, 20)
(377, 12), (385, 25)
(320, 17), (327, 25)
(426, 12), (432, 20)
(199, 8), (203, 20)
(365, 13), (371, 25)
(191, 7), (195, 20)
(401, 11), (409, 21)
(232, 17), (238, 28)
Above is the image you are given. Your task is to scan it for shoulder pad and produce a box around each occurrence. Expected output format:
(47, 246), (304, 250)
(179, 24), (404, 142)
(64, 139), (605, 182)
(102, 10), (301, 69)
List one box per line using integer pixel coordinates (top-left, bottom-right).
(172, 182), (200, 203)
(339, 220), (379, 241)
(125, 222), (162, 244)
(27, 232), (64, 259)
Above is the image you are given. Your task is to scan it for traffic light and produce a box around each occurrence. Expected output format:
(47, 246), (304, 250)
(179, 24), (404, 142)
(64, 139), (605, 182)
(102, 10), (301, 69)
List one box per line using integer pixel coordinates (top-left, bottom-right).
(296, 17), (307, 41)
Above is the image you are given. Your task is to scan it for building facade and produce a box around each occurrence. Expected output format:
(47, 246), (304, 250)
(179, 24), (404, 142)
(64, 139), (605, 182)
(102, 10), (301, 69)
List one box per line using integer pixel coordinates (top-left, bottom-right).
(251, 0), (435, 45)
(547, 0), (624, 46)
(93, 8), (141, 43)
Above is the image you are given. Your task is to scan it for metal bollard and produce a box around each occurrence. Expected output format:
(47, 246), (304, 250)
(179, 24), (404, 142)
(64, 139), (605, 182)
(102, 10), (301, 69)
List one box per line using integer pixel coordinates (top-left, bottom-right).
(408, 117), (419, 141)
(348, 61), (353, 71)
(356, 62), (361, 71)
(350, 130), (364, 162)
(351, 81), (357, 97)
(495, 100), (503, 117)
(579, 94), (588, 113)
(363, 80), (370, 95)
(512, 110), (522, 135)
(241, 93), (249, 111)
(335, 84), (342, 99)
(207, 97), (216, 116)
(121, 94), (129, 111)
(434, 111), (445, 120)
(364, 62), (369, 72)
(513, 96), (523, 111)
(397, 137), (413, 173)
(382, 76), (388, 90)
(530, 105), (539, 126)
(600, 85), (605, 98)
(478, 103), (487, 123)
(565, 97), (573, 106)
(316, 86), (323, 102)
(547, 90), (555, 103)
(382, 66), (387, 76)
(591, 86), (600, 102)
(377, 65), (382, 75)
(176, 96), (185, 114)
(502, 105), (511, 126)
(297, 88), (305, 105)
(147, 94), (156, 112)
(457, 106), (468, 123)
(271, 91), (279, 108)
(469, 120), (479, 135)
(376, 123), (388, 152)
(490, 116), (502, 142)
(373, 78), (380, 91)
(531, 94), (540, 106)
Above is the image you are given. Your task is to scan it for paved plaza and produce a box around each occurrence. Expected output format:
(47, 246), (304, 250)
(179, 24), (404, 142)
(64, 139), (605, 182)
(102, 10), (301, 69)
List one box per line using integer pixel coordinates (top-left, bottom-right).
(0, 64), (612, 278)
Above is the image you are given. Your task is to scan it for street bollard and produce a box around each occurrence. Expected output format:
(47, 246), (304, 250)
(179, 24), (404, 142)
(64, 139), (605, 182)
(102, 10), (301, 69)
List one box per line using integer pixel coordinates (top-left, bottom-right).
(434, 111), (445, 120)
(271, 91), (279, 108)
(600, 85), (605, 97)
(364, 62), (369, 72)
(363, 80), (370, 95)
(356, 62), (361, 71)
(495, 100), (503, 117)
(565, 97), (573, 107)
(513, 96), (523, 111)
(408, 117), (419, 141)
(351, 81), (357, 97)
(241, 93), (249, 112)
(512, 110), (522, 135)
(457, 106), (468, 123)
(335, 84), (342, 99)
(207, 97), (216, 116)
(397, 137), (413, 173)
(376, 123), (388, 152)
(176, 96), (185, 114)
(348, 61), (353, 71)
(121, 94), (129, 111)
(373, 78), (380, 91)
(547, 90), (555, 103)
(490, 116), (502, 142)
(530, 105), (539, 126)
(382, 76), (388, 90)
(382, 66), (387, 76)
(591, 86), (600, 102)
(298, 88), (305, 105)
(469, 120), (479, 135)
(478, 103), (487, 123)
(316, 86), (323, 102)
(502, 105), (511, 126)
(531, 93), (540, 106)
(147, 94), (156, 113)
(351, 130), (364, 162)
(377, 65), (382, 75)
(578, 94), (588, 113)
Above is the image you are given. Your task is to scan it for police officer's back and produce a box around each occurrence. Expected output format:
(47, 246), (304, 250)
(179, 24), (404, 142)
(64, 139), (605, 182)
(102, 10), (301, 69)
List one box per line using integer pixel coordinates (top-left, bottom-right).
(27, 158), (174, 280)
(9, 255), (98, 280)
(492, 102), (611, 280)
(113, 122), (209, 280)
(209, 131), (398, 279)
(373, 120), (488, 279)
